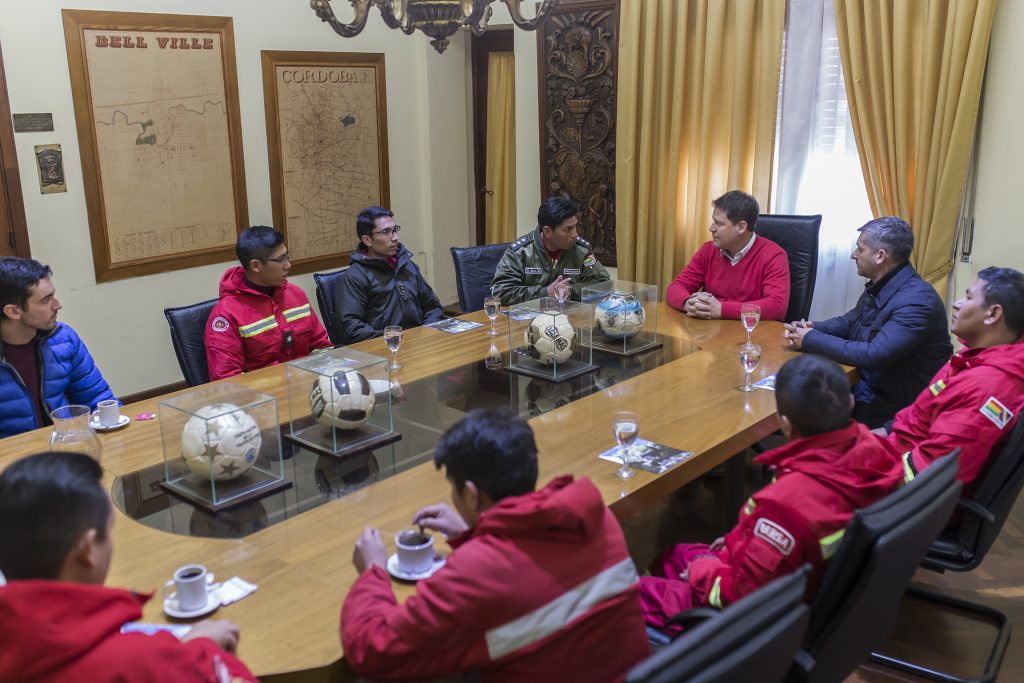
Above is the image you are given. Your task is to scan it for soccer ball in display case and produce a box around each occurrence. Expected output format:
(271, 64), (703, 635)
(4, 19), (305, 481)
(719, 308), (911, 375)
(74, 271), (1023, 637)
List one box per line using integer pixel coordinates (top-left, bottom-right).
(180, 403), (261, 481)
(507, 298), (596, 382)
(594, 293), (646, 340)
(524, 312), (577, 364)
(310, 370), (376, 430)
(582, 281), (660, 356)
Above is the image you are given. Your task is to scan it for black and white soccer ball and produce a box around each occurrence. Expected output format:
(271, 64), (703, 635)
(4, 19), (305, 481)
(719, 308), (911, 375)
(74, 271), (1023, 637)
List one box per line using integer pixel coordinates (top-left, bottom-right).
(310, 370), (376, 430)
(524, 312), (576, 365)
(180, 403), (261, 481)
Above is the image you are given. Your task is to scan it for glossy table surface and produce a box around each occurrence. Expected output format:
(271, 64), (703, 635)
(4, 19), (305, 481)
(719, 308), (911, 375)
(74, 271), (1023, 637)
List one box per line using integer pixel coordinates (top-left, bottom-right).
(0, 304), (798, 677)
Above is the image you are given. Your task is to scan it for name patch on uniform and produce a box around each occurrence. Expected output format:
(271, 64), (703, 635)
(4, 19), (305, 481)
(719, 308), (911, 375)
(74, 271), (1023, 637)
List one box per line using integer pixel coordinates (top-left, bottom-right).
(754, 518), (795, 556)
(525, 267), (543, 275)
(563, 268), (581, 275)
(211, 316), (230, 333)
(980, 396), (1013, 429)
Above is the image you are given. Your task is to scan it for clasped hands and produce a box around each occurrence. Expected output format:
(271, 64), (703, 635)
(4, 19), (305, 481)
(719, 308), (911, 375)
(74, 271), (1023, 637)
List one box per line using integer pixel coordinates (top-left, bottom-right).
(684, 292), (722, 319)
(352, 503), (470, 574)
(782, 319), (814, 349)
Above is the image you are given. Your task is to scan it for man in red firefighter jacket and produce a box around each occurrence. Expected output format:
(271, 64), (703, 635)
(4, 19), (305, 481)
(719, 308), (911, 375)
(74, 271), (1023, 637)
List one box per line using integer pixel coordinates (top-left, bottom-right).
(639, 354), (904, 629)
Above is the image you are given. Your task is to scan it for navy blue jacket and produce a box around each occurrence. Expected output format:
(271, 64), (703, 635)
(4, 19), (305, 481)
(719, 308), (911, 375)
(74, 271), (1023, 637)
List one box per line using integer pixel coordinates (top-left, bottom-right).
(802, 264), (953, 427)
(0, 323), (116, 439)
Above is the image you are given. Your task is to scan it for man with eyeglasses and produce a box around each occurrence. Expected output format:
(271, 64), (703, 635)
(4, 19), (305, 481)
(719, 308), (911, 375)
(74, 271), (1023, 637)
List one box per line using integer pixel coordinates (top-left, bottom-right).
(205, 225), (332, 380)
(334, 206), (445, 344)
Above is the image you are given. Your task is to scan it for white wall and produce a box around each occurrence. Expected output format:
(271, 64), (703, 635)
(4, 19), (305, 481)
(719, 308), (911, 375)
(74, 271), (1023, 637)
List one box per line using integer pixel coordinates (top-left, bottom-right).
(0, 1), (475, 395)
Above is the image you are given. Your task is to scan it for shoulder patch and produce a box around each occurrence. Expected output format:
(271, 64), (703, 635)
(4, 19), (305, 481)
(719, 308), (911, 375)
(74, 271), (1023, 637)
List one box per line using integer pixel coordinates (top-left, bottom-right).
(512, 235), (531, 250)
(583, 254), (597, 268)
(211, 316), (230, 333)
(980, 396), (1013, 429)
(575, 235), (591, 248)
(928, 378), (947, 396)
(753, 518), (795, 556)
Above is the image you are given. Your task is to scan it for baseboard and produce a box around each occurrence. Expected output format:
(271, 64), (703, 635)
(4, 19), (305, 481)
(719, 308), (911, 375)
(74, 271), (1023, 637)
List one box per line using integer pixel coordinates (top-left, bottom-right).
(120, 380), (187, 405)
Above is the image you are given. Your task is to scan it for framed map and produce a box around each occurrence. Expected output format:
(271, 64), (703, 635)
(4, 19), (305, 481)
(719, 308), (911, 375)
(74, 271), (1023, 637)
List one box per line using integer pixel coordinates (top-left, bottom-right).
(63, 10), (248, 282)
(261, 51), (390, 275)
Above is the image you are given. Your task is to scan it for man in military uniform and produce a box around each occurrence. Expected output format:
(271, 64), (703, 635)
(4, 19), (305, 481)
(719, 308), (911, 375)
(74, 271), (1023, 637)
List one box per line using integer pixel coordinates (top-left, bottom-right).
(491, 197), (610, 305)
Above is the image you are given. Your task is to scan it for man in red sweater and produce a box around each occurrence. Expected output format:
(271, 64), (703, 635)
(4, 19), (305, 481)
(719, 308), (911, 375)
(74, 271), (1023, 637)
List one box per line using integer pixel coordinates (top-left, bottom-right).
(666, 190), (790, 321)
(0, 451), (256, 682)
(639, 354), (903, 630)
(341, 410), (650, 682)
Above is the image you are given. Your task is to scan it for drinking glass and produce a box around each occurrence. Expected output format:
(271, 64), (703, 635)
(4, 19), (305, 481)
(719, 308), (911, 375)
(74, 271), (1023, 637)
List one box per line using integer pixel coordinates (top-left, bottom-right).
(383, 325), (404, 370)
(554, 281), (570, 305)
(484, 296), (501, 336)
(741, 303), (761, 344)
(49, 405), (103, 461)
(738, 343), (762, 392)
(612, 411), (639, 479)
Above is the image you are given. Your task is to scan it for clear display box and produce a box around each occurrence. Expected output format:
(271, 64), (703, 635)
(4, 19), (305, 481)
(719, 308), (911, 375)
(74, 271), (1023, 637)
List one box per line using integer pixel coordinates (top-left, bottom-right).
(159, 383), (289, 512)
(507, 297), (597, 382)
(581, 280), (661, 356)
(285, 347), (400, 457)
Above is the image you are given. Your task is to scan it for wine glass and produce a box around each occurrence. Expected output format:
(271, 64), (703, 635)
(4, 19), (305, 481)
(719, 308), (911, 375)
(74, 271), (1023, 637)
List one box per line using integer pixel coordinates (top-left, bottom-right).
(741, 303), (761, 345)
(554, 281), (570, 305)
(383, 325), (404, 370)
(738, 343), (762, 392)
(484, 296), (501, 336)
(612, 411), (639, 479)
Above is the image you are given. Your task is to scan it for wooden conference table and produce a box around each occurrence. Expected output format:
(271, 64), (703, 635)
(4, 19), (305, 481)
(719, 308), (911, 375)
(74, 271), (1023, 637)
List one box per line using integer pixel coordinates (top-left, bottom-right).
(0, 304), (798, 679)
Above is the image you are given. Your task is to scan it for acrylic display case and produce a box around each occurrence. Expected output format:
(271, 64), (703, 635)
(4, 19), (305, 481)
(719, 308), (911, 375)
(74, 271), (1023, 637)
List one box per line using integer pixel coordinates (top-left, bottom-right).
(159, 383), (288, 511)
(581, 280), (661, 356)
(285, 347), (399, 457)
(506, 297), (597, 382)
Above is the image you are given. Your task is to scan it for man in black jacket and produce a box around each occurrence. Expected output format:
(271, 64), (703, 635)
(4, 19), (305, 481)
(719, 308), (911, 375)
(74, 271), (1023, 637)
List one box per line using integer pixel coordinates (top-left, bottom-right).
(783, 216), (953, 428)
(334, 206), (446, 343)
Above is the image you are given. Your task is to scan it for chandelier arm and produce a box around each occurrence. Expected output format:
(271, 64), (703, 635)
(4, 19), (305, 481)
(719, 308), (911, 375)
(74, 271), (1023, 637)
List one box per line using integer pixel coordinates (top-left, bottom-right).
(375, 0), (412, 31)
(467, 5), (493, 35)
(310, 0), (374, 38)
(502, 0), (559, 31)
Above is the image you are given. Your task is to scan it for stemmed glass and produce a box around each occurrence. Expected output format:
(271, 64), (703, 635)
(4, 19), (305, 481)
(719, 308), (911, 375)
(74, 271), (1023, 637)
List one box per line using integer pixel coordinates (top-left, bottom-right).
(384, 325), (404, 370)
(741, 303), (761, 345)
(738, 343), (762, 392)
(612, 411), (640, 479)
(554, 281), (570, 306)
(484, 296), (501, 336)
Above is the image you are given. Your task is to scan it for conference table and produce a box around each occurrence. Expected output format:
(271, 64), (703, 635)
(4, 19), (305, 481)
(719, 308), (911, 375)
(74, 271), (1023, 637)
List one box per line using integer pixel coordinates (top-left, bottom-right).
(0, 303), (799, 680)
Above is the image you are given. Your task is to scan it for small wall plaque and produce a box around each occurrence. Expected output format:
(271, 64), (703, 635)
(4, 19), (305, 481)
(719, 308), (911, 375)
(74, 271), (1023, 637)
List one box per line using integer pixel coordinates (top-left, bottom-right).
(35, 144), (67, 194)
(13, 113), (55, 133)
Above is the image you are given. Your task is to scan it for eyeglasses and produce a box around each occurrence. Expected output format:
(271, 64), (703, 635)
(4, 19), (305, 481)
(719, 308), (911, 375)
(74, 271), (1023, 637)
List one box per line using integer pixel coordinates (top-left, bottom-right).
(260, 252), (291, 264)
(371, 225), (402, 238)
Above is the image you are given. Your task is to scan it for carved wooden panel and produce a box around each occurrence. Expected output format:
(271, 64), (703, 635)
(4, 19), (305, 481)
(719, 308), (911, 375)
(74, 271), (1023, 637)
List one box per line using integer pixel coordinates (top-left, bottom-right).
(538, 0), (619, 266)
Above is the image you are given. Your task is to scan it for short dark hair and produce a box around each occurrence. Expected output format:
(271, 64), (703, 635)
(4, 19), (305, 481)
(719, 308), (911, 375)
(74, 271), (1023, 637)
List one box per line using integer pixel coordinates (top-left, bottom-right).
(712, 190), (759, 231)
(433, 409), (538, 502)
(858, 216), (914, 264)
(356, 206), (394, 251)
(0, 452), (110, 581)
(978, 266), (1024, 337)
(0, 257), (53, 319)
(775, 354), (851, 436)
(236, 225), (284, 268)
(538, 196), (579, 230)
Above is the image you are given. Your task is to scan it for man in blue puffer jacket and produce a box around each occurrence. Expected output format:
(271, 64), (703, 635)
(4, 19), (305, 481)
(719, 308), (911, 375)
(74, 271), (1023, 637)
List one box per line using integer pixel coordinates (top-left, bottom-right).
(0, 258), (115, 439)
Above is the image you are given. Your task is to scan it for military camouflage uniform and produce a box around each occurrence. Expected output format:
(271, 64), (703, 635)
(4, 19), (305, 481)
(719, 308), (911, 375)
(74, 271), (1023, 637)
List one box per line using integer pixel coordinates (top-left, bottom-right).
(491, 228), (611, 305)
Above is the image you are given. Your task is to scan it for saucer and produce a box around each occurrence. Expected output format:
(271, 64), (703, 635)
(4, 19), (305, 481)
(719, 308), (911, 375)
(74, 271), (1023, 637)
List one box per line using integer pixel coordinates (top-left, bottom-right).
(91, 414), (130, 432)
(163, 589), (220, 619)
(386, 553), (446, 581)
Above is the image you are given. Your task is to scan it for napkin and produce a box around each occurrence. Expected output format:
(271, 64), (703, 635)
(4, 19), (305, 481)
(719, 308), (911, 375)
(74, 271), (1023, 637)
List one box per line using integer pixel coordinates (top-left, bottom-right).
(217, 576), (257, 606)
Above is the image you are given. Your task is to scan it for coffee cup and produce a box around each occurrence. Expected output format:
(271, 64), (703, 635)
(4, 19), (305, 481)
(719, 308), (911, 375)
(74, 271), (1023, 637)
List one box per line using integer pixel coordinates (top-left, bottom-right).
(395, 530), (434, 574)
(94, 399), (120, 427)
(163, 564), (209, 612)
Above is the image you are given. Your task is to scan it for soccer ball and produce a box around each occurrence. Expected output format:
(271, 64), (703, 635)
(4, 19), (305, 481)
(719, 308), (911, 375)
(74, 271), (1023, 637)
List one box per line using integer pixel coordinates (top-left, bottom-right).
(310, 370), (376, 430)
(594, 292), (646, 340)
(180, 403), (261, 481)
(524, 312), (576, 365)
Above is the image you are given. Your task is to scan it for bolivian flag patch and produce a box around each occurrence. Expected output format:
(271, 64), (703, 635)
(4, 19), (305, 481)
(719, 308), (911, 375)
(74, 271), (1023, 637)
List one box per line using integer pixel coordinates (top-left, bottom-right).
(929, 379), (947, 396)
(980, 396), (1013, 429)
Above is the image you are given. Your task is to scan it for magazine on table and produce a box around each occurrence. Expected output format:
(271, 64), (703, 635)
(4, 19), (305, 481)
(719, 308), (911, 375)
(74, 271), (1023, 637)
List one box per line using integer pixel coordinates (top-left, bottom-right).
(599, 438), (694, 474)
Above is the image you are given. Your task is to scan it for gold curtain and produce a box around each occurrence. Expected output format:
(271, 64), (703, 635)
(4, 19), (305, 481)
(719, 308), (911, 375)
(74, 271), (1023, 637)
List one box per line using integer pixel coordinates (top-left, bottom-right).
(616, 0), (785, 286)
(834, 0), (996, 295)
(485, 52), (517, 244)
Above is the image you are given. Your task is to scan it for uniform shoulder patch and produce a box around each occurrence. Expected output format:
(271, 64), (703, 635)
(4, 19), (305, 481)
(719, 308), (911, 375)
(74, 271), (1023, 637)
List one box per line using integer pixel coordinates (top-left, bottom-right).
(211, 316), (230, 333)
(512, 235), (531, 250)
(576, 235), (592, 248)
(753, 518), (795, 556)
(980, 396), (1013, 429)
(583, 254), (598, 268)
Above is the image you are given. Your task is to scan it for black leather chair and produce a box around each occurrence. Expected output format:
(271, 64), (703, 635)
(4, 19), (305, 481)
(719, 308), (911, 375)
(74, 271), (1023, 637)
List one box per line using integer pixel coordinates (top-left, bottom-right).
(450, 242), (511, 313)
(786, 451), (962, 683)
(869, 420), (1024, 683)
(163, 299), (218, 387)
(313, 268), (346, 346)
(756, 214), (822, 322)
(627, 568), (811, 683)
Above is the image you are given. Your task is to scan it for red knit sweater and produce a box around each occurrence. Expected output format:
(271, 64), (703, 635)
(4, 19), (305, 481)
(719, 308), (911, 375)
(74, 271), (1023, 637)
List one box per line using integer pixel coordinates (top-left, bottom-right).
(665, 237), (791, 321)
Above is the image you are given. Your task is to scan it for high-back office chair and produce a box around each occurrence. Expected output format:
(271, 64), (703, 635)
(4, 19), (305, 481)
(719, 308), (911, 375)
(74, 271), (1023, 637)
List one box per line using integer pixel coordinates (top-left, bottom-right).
(869, 420), (1024, 683)
(163, 298), (218, 386)
(627, 568), (811, 683)
(756, 214), (822, 322)
(313, 268), (346, 346)
(786, 451), (962, 683)
(450, 242), (511, 313)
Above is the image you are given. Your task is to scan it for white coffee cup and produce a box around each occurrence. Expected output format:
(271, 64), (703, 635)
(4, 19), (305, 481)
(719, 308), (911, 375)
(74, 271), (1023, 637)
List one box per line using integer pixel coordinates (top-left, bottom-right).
(164, 564), (209, 611)
(395, 530), (434, 574)
(94, 399), (120, 427)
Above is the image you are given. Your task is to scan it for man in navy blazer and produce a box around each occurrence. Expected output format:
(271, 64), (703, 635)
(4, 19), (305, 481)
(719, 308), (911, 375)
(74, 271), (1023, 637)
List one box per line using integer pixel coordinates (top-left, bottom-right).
(784, 217), (952, 428)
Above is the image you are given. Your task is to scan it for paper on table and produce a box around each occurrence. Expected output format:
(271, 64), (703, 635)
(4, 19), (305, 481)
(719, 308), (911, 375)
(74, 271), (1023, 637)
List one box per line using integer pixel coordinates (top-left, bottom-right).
(598, 438), (694, 474)
(752, 374), (777, 391)
(424, 318), (484, 334)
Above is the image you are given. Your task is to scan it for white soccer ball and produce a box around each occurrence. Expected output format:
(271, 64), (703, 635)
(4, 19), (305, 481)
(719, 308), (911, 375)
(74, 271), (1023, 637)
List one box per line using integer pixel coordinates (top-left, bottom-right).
(180, 403), (261, 481)
(524, 312), (577, 365)
(594, 292), (646, 340)
(310, 370), (376, 430)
